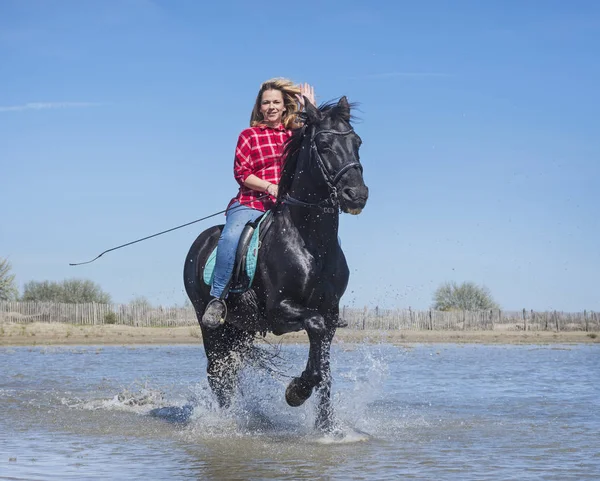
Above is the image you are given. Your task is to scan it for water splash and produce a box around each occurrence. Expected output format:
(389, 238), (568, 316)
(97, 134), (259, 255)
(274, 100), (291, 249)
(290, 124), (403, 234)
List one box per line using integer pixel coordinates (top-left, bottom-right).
(57, 343), (405, 442)
(177, 342), (399, 443)
(63, 380), (170, 415)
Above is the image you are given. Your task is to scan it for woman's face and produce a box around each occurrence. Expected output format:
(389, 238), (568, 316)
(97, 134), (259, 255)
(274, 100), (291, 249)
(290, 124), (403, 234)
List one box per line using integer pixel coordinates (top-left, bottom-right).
(260, 89), (285, 127)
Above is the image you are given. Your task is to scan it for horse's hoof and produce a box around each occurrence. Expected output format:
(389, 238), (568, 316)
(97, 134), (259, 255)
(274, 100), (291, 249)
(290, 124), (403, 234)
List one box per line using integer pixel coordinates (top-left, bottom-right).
(285, 377), (313, 407)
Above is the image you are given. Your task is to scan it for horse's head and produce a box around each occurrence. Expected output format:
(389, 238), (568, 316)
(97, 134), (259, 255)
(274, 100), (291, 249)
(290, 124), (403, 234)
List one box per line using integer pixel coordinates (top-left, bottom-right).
(302, 97), (369, 215)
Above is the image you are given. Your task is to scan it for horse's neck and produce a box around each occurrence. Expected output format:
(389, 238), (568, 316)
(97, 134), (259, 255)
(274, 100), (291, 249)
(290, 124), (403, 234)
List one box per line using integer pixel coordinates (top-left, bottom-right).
(286, 204), (339, 249)
(283, 140), (339, 247)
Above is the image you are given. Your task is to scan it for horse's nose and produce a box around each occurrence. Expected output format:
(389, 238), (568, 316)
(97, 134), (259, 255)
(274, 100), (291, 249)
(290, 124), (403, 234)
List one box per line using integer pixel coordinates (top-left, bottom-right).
(342, 185), (368, 202)
(342, 186), (358, 201)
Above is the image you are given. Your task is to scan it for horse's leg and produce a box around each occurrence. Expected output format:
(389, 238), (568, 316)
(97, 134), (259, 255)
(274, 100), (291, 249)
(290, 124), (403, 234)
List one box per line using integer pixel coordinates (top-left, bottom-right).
(314, 326), (335, 432)
(314, 308), (343, 431)
(200, 322), (254, 408)
(184, 226), (256, 408)
(284, 310), (336, 431)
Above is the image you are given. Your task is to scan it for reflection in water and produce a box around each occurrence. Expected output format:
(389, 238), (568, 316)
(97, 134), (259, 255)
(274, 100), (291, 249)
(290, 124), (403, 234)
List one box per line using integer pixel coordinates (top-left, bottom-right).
(1, 343), (599, 480)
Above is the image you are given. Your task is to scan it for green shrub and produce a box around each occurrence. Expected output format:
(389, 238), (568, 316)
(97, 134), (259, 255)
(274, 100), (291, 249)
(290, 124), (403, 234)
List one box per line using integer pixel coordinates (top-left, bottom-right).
(433, 281), (499, 311)
(22, 278), (112, 303)
(0, 257), (18, 301)
(104, 312), (118, 324)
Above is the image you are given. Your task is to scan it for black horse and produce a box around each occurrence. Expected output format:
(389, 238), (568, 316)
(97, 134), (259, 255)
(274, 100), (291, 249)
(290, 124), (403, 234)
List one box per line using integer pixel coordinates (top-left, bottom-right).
(184, 97), (368, 431)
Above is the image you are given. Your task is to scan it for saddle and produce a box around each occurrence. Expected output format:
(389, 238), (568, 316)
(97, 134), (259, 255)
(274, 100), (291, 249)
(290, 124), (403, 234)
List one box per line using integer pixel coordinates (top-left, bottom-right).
(203, 210), (275, 294)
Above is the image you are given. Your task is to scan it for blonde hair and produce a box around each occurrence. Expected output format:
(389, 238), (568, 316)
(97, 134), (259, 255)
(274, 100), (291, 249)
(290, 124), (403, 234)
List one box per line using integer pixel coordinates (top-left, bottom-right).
(250, 78), (302, 130)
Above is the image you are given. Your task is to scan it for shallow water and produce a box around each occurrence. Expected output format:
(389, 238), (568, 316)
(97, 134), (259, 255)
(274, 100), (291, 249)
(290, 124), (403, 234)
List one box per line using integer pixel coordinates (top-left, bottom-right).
(1, 342), (599, 480)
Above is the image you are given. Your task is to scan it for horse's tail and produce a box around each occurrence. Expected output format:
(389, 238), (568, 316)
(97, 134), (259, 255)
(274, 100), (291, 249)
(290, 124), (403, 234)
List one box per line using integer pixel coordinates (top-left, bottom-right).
(183, 226), (223, 314)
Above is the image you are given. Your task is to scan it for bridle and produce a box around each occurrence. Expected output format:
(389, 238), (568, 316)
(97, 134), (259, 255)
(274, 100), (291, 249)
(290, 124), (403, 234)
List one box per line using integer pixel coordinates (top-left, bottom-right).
(283, 124), (363, 214)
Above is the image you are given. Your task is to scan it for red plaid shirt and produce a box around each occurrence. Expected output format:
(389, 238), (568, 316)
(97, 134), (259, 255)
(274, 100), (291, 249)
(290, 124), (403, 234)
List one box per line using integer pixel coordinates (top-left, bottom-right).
(229, 123), (292, 212)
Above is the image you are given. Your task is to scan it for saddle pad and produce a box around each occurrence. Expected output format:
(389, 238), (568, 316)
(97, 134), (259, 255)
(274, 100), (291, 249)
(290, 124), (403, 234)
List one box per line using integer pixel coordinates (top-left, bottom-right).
(203, 212), (270, 289)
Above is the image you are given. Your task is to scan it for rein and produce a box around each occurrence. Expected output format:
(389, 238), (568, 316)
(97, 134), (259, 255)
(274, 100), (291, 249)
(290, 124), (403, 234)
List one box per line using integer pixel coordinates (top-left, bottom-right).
(282, 125), (362, 213)
(282, 194), (337, 214)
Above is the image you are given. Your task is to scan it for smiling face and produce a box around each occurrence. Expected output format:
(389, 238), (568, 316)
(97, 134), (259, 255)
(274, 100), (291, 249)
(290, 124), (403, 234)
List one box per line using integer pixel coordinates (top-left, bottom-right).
(260, 89), (285, 127)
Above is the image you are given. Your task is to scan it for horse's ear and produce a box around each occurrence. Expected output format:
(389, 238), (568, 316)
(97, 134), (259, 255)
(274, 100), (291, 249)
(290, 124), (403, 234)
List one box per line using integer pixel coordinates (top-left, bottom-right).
(336, 96), (351, 121)
(304, 97), (322, 123)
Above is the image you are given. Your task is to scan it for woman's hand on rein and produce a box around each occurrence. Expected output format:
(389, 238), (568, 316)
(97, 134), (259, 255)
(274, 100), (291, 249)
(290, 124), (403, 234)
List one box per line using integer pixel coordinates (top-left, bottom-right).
(266, 183), (278, 198)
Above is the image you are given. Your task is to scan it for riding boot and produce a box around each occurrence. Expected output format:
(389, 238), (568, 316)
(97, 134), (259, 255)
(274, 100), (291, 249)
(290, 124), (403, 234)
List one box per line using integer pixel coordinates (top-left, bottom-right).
(201, 298), (227, 329)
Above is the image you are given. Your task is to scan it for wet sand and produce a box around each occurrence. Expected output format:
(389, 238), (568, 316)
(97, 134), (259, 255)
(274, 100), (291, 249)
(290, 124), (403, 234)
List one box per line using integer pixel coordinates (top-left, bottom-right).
(0, 322), (598, 346)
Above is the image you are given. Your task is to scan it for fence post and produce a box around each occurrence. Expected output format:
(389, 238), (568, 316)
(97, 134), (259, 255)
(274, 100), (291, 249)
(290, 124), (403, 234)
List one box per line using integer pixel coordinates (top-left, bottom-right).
(555, 310), (560, 331)
(584, 310), (588, 332)
(362, 306), (367, 330)
(522, 308), (527, 331)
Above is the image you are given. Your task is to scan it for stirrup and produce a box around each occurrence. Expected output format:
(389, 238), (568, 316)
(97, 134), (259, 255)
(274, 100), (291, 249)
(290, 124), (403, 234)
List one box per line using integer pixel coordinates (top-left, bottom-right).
(201, 298), (227, 329)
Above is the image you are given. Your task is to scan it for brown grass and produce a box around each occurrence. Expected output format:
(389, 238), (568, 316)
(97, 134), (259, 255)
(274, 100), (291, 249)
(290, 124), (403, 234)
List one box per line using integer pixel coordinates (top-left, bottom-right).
(0, 322), (598, 346)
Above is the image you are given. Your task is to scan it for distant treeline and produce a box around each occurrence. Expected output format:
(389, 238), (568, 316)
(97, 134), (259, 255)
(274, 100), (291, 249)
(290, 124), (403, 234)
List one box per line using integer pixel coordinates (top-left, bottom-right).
(0, 301), (598, 332)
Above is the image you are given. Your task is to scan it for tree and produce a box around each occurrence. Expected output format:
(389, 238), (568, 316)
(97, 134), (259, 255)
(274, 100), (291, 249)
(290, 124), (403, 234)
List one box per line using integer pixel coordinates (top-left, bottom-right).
(129, 295), (152, 309)
(0, 257), (18, 301)
(21, 278), (112, 304)
(432, 281), (499, 311)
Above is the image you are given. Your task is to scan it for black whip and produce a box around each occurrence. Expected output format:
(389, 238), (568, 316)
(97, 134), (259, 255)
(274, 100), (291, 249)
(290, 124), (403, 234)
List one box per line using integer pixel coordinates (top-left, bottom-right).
(69, 196), (269, 266)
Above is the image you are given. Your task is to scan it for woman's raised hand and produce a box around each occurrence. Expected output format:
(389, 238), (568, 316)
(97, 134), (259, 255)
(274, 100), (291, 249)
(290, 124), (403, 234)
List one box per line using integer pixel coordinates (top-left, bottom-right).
(297, 83), (316, 109)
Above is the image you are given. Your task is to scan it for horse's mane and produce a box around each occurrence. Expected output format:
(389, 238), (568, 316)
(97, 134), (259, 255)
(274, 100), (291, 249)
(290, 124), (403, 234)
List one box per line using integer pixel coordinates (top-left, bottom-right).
(276, 124), (306, 201)
(277, 99), (357, 202)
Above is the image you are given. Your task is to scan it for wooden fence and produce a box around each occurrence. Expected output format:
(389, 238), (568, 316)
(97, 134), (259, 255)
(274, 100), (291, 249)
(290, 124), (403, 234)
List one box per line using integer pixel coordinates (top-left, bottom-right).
(0, 302), (598, 331)
(0, 301), (196, 327)
(341, 306), (599, 332)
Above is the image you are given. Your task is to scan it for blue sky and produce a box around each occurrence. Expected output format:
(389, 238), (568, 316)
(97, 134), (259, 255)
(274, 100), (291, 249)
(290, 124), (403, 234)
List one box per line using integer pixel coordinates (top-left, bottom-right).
(1, 0), (599, 311)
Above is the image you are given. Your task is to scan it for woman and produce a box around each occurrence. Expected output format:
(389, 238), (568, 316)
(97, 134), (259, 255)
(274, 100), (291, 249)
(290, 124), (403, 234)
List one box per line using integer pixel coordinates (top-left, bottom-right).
(202, 78), (316, 327)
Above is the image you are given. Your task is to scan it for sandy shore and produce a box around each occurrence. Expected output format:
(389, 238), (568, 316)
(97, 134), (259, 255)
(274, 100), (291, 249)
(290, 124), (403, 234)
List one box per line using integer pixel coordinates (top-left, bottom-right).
(0, 322), (598, 346)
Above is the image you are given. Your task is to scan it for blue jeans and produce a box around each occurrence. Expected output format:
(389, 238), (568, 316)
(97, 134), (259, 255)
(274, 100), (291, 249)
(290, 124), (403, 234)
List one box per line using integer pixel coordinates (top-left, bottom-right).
(210, 201), (263, 299)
